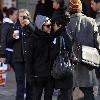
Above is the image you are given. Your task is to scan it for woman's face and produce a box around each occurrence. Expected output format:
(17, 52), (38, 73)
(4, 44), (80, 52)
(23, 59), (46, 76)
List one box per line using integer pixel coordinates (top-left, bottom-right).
(53, 22), (61, 32)
(18, 12), (28, 26)
(42, 19), (51, 33)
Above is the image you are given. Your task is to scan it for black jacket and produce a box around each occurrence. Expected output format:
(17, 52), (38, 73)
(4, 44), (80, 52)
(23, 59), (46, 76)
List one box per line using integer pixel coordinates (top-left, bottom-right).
(25, 28), (52, 77)
(34, 0), (53, 21)
(52, 8), (65, 23)
(51, 27), (73, 89)
(8, 22), (35, 63)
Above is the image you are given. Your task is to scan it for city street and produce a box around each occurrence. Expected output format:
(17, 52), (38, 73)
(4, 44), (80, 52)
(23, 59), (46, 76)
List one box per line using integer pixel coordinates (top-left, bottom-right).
(0, 70), (100, 100)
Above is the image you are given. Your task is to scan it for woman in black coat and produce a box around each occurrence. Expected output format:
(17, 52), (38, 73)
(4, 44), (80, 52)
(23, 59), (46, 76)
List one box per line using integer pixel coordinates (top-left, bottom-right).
(7, 9), (35, 100)
(51, 15), (73, 100)
(52, 0), (65, 23)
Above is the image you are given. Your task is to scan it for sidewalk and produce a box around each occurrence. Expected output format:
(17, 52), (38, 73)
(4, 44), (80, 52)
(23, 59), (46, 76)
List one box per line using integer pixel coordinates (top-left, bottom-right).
(0, 70), (100, 100)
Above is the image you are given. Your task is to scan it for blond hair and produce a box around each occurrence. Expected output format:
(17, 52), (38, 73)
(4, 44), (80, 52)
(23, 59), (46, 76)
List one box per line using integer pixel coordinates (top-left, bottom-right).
(18, 9), (31, 21)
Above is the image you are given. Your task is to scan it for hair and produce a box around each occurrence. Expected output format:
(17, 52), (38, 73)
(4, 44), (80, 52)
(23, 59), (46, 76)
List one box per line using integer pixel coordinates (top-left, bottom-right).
(18, 9), (31, 21)
(93, 0), (100, 3)
(53, 0), (64, 8)
(6, 7), (17, 18)
(54, 14), (70, 27)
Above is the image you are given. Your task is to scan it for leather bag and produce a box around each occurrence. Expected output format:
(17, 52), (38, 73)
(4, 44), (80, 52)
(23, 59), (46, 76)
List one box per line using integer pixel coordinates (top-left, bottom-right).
(51, 36), (73, 79)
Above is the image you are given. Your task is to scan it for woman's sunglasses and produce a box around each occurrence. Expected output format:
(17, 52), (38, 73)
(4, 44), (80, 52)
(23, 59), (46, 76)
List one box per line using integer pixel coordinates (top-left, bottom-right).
(44, 24), (51, 28)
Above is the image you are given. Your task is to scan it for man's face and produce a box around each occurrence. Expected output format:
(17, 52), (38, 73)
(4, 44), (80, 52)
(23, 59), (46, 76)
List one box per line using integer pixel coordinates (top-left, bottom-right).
(91, 0), (99, 11)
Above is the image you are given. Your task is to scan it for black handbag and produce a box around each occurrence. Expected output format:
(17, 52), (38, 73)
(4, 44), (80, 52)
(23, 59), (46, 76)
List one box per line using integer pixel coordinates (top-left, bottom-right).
(51, 36), (73, 79)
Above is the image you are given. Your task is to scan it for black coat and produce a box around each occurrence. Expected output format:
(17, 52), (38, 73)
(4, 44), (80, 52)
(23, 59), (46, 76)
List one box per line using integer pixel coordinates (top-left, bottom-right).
(9, 22), (35, 63)
(34, 0), (53, 21)
(51, 27), (73, 89)
(52, 8), (65, 24)
(25, 29), (52, 77)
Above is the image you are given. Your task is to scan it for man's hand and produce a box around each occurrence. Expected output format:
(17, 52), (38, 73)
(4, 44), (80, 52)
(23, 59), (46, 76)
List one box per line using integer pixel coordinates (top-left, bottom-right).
(0, 58), (6, 63)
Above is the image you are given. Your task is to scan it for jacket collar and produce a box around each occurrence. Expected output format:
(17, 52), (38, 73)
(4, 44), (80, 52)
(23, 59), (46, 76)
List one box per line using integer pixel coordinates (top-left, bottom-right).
(3, 17), (14, 24)
(70, 13), (84, 18)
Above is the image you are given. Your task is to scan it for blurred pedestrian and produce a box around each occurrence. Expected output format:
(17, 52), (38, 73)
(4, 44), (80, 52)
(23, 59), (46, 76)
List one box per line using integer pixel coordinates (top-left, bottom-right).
(0, 7), (18, 67)
(34, 0), (53, 22)
(91, 0), (100, 95)
(52, 0), (65, 23)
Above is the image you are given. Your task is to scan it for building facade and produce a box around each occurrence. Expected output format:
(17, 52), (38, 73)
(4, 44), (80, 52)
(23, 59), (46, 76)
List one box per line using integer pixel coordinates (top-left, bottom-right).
(17, 0), (37, 19)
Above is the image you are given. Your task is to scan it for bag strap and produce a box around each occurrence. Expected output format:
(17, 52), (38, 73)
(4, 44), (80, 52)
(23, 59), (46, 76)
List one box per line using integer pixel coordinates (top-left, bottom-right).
(59, 36), (62, 54)
(59, 36), (67, 53)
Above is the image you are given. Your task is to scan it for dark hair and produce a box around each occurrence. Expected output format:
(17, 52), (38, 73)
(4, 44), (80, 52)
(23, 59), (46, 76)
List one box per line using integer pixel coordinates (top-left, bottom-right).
(54, 14), (70, 26)
(6, 7), (17, 18)
(93, 0), (100, 3)
(53, 0), (64, 8)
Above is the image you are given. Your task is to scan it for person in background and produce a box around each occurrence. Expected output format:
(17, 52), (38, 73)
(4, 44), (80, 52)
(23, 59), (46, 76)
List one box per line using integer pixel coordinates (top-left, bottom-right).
(80, 0), (96, 18)
(25, 15), (54, 100)
(33, 0), (53, 22)
(91, 0), (100, 96)
(67, 0), (100, 99)
(52, 0), (65, 23)
(0, 7), (18, 68)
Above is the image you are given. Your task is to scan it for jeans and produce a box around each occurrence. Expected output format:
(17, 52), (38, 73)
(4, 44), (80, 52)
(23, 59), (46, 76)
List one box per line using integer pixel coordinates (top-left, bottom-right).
(13, 62), (25, 100)
(57, 88), (73, 100)
(32, 77), (54, 100)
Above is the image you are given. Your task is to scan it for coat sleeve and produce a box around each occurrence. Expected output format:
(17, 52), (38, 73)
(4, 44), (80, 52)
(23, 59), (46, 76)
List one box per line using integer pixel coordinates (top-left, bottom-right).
(26, 23), (39, 39)
(0, 23), (10, 57)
